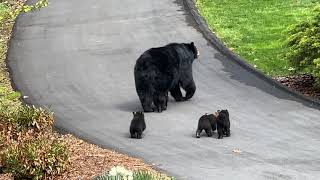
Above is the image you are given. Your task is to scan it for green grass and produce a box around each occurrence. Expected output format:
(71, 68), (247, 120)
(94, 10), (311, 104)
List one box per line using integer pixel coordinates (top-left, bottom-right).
(1, 2), (13, 91)
(196, 0), (319, 76)
(94, 170), (175, 180)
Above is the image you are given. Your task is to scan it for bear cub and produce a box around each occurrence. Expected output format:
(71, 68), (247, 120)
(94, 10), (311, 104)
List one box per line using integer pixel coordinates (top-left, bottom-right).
(196, 109), (231, 139)
(216, 109), (230, 139)
(196, 113), (217, 138)
(130, 112), (146, 139)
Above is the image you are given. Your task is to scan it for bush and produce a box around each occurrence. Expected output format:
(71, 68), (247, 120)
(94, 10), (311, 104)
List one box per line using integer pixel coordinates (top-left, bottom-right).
(0, 90), (54, 150)
(1, 136), (69, 179)
(286, 5), (320, 83)
(0, 91), (61, 179)
(0, 97), (54, 132)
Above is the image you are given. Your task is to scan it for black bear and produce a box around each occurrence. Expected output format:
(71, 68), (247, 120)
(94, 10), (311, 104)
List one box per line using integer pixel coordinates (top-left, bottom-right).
(134, 42), (199, 112)
(216, 109), (230, 139)
(130, 112), (146, 139)
(196, 113), (218, 138)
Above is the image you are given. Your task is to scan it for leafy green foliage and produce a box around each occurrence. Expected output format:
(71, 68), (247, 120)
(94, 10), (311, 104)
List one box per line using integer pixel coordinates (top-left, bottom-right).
(133, 171), (174, 180)
(196, 0), (318, 76)
(0, 2), (9, 21)
(1, 137), (69, 180)
(0, 101), (54, 131)
(0, 0), (48, 21)
(94, 168), (175, 180)
(286, 6), (320, 83)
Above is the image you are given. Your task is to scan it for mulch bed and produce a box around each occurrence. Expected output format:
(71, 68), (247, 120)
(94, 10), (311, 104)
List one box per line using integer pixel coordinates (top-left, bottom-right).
(274, 74), (320, 100)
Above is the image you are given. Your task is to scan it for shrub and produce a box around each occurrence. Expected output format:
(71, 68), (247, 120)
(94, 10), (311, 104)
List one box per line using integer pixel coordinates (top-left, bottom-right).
(286, 5), (320, 83)
(0, 99), (54, 132)
(1, 136), (69, 179)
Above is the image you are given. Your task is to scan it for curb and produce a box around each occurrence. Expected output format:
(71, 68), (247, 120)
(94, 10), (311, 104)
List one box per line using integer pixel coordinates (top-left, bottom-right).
(183, 0), (320, 109)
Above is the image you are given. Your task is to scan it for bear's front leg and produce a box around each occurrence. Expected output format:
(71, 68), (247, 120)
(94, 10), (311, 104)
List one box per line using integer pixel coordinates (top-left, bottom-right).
(169, 84), (184, 102)
(217, 125), (224, 139)
(225, 128), (231, 137)
(183, 83), (196, 101)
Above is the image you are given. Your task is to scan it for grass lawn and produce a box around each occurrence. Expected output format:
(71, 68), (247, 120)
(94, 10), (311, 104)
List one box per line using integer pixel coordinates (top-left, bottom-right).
(0, 2), (12, 91)
(195, 0), (319, 76)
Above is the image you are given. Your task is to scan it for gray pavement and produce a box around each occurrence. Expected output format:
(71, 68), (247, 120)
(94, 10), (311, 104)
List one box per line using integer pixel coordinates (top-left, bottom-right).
(7, 0), (320, 179)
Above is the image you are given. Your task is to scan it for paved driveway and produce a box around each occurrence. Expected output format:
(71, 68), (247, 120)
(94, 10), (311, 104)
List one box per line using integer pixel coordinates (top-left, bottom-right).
(7, 0), (320, 179)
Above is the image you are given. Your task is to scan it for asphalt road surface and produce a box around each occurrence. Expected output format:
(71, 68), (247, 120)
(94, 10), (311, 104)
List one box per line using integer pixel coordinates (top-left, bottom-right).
(7, 0), (320, 179)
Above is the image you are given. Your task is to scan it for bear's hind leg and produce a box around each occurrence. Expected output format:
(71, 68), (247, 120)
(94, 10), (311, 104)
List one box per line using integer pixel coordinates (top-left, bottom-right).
(136, 131), (143, 139)
(130, 131), (137, 139)
(196, 129), (202, 138)
(153, 94), (162, 112)
(139, 93), (154, 112)
(205, 129), (213, 137)
(153, 92), (168, 112)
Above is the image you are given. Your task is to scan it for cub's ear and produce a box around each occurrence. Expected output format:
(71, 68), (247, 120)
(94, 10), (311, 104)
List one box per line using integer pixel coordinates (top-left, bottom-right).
(132, 112), (135, 115)
(191, 42), (194, 46)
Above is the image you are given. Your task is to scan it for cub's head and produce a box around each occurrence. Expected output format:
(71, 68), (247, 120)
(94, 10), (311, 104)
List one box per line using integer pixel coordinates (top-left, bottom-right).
(217, 109), (229, 121)
(132, 111), (144, 118)
(187, 42), (199, 59)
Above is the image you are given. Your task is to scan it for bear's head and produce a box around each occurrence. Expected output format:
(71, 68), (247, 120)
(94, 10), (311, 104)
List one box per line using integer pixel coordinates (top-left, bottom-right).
(187, 42), (199, 59)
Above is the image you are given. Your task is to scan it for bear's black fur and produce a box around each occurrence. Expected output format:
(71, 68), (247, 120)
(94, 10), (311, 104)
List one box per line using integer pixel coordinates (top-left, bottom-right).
(196, 113), (217, 138)
(153, 92), (168, 113)
(134, 42), (199, 112)
(216, 110), (230, 139)
(130, 112), (146, 139)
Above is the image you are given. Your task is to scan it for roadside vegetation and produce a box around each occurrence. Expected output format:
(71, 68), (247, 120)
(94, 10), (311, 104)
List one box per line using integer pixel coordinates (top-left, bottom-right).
(0, 1), (66, 179)
(1, 1), (170, 179)
(195, 0), (319, 77)
(286, 6), (320, 85)
(94, 166), (175, 180)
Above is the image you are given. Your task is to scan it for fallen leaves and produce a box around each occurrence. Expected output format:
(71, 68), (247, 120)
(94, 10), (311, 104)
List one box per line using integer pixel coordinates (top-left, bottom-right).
(54, 134), (153, 180)
(232, 149), (242, 154)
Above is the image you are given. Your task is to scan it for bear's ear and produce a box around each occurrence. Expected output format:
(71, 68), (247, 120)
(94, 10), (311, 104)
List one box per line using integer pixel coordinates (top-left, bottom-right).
(133, 112), (136, 115)
(190, 42), (199, 58)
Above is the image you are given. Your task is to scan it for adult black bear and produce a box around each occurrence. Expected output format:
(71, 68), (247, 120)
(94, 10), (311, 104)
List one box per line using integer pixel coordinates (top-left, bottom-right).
(196, 113), (217, 138)
(216, 110), (230, 139)
(134, 42), (199, 112)
(130, 112), (146, 139)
